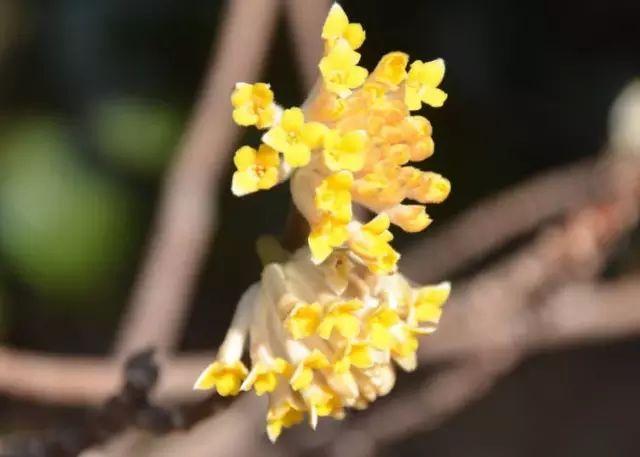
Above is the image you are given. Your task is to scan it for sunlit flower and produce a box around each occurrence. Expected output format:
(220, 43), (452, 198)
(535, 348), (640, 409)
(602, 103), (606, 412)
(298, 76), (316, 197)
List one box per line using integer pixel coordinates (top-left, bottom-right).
(231, 144), (280, 196)
(263, 107), (326, 167)
(231, 82), (277, 128)
(321, 3), (366, 51)
(319, 39), (369, 98)
(405, 59), (448, 110)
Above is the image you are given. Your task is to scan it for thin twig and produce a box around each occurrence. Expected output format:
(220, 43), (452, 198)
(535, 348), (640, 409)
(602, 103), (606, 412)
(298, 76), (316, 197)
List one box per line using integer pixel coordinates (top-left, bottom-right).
(113, 0), (281, 358)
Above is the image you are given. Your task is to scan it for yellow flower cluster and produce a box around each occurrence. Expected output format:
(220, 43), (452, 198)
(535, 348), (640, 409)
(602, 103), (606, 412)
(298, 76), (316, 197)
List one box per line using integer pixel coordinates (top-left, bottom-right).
(195, 247), (450, 441)
(197, 2), (453, 442)
(229, 3), (449, 273)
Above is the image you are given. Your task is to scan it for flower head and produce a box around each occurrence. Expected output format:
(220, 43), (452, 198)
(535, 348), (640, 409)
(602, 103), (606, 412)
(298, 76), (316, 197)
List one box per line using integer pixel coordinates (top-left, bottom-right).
(198, 2), (454, 442)
(195, 245), (450, 440)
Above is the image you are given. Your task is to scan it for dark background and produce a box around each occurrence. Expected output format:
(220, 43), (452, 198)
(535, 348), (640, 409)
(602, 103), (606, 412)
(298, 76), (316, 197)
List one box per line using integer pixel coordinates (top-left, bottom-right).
(0, 1), (639, 455)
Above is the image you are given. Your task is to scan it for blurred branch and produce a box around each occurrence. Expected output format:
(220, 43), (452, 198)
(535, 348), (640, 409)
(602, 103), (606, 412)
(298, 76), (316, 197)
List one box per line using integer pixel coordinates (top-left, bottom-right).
(402, 154), (624, 283)
(284, 0), (331, 90)
(1, 351), (231, 457)
(0, 348), (211, 405)
(113, 0), (281, 358)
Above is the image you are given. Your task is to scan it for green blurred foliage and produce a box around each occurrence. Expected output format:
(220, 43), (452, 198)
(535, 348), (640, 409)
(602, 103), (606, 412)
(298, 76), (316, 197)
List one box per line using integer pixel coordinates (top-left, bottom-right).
(92, 98), (182, 176)
(0, 119), (139, 305)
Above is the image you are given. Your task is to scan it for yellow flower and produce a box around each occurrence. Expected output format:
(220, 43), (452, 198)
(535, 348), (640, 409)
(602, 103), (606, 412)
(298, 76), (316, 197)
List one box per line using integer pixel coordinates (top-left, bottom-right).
(348, 214), (400, 274)
(231, 82), (276, 128)
(412, 282), (451, 324)
(266, 397), (305, 442)
(242, 358), (291, 396)
(402, 169), (451, 204)
(352, 168), (405, 209)
(317, 299), (363, 339)
(321, 3), (365, 50)
(315, 170), (353, 223)
(301, 384), (344, 428)
(334, 342), (374, 373)
(390, 324), (431, 372)
(290, 349), (330, 391)
(405, 58), (448, 110)
(365, 306), (400, 350)
(263, 107), (326, 167)
(373, 52), (409, 88)
(231, 144), (280, 196)
(322, 129), (368, 172)
(193, 360), (248, 396)
(308, 217), (349, 264)
(319, 39), (369, 98)
(284, 302), (323, 339)
(385, 204), (432, 233)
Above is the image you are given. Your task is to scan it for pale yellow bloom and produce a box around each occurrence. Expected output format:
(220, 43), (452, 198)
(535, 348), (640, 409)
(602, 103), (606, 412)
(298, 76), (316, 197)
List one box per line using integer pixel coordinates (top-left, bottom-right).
(333, 341), (374, 373)
(372, 52), (409, 88)
(263, 107), (326, 167)
(193, 360), (248, 396)
(348, 214), (400, 274)
(405, 59), (448, 110)
(319, 39), (368, 98)
(411, 282), (451, 324)
(231, 82), (276, 128)
(284, 302), (323, 339)
(241, 358), (291, 396)
(322, 3), (366, 50)
(231, 144), (280, 196)
(317, 299), (363, 339)
(266, 394), (305, 442)
(322, 129), (368, 172)
(290, 349), (330, 391)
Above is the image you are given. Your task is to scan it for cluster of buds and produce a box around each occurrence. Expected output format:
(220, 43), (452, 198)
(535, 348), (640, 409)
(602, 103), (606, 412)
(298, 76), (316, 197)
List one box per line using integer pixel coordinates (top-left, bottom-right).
(195, 3), (452, 442)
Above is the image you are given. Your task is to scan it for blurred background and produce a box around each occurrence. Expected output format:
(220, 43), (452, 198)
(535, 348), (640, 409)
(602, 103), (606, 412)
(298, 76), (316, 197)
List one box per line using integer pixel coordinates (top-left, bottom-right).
(0, 1), (639, 456)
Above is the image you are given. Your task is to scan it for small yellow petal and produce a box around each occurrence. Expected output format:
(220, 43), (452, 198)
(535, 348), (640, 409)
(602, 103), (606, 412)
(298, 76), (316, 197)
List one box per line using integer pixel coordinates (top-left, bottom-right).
(301, 122), (328, 148)
(281, 107), (305, 133)
(284, 143), (311, 167)
(344, 23), (365, 49)
(263, 126), (289, 153)
(233, 145), (256, 170)
(322, 3), (349, 40)
(374, 52), (409, 87)
(422, 87), (448, 108)
(231, 170), (259, 196)
(232, 106), (259, 126)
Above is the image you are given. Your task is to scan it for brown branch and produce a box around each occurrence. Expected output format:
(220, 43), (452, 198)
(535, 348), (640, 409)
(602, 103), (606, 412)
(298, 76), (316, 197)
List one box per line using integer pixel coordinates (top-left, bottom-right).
(0, 348), (211, 405)
(113, 0), (281, 358)
(2, 351), (232, 457)
(284, 0), (332, 90)
(401, 155), (623, 283)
